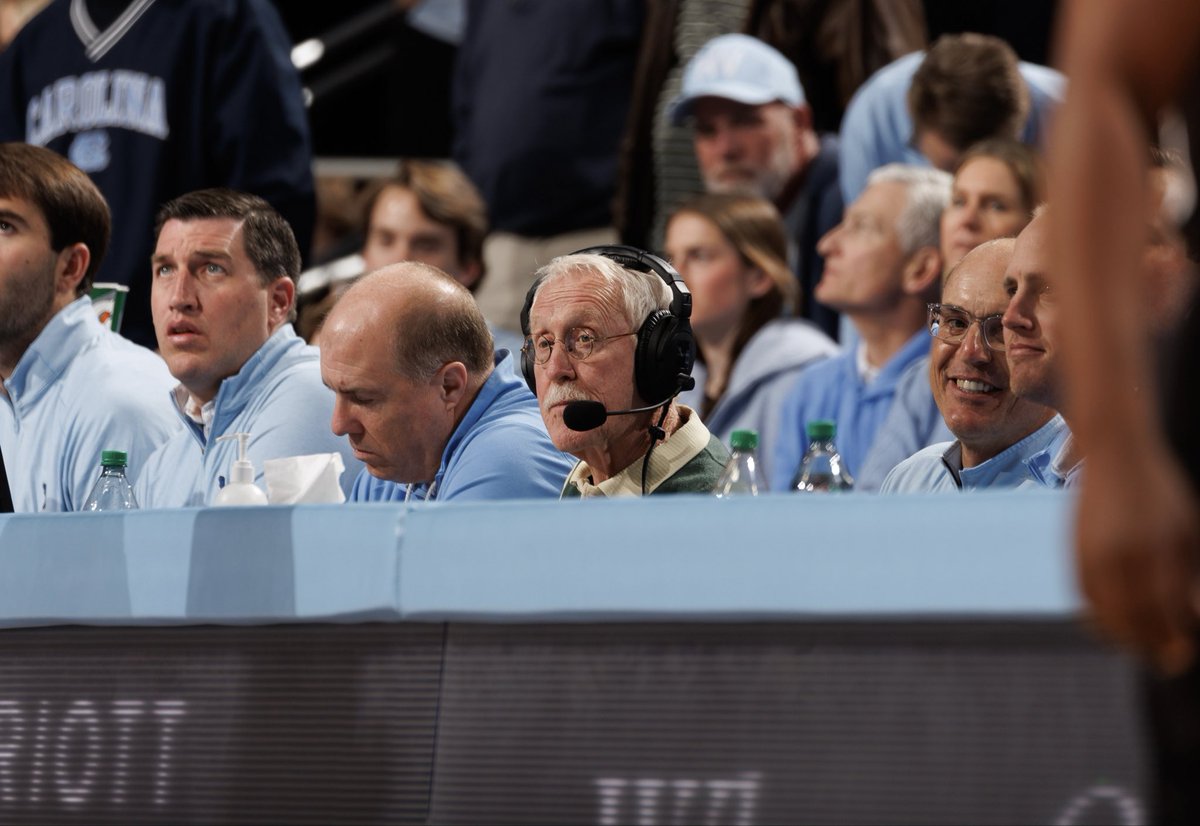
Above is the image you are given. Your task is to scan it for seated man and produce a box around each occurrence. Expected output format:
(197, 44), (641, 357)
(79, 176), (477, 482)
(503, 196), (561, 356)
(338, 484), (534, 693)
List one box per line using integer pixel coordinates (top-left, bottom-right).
(771, 165), (950, 491)
(1006, 190), (1195, 490)
(668, 33), (843, 339)
(881, 239), (1062, 492)
(0, 142), (178, 511)
(1003, 208), (1082, 488)
(136, 189), (361, 508)
(838, 33), (1065, 203)
(320, 263), (574, 502)
(522, 248), (729, 496)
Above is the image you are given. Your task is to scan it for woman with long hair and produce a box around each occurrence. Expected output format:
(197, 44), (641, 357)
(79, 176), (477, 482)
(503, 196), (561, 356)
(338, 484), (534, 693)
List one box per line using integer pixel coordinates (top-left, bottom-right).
(665, 192), (837, 482)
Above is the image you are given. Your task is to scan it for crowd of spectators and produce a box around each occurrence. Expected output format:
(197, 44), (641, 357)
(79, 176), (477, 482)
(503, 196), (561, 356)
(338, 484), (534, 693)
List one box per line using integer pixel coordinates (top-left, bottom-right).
(4, 0), (1195, 506)
(3, 0), (1200, 816)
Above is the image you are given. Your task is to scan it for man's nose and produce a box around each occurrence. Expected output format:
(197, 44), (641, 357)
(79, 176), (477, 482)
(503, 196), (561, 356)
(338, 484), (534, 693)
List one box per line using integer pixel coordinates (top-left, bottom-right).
(816, 224), (841, 257)
(167, 272), (199, 311)
(960, 321), (993, 363)
(1002, 293), (1033, 332)
(542, 338), (577, 382)
(330, 397), (361, 437)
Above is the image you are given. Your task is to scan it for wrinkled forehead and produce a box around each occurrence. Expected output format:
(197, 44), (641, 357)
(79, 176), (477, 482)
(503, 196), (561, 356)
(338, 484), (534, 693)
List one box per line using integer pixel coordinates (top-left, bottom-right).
(944, 242), (1013, 310)
(853, 180), (907, 226)
(156, 215), (246, 251)
(529, 270), (629, 333)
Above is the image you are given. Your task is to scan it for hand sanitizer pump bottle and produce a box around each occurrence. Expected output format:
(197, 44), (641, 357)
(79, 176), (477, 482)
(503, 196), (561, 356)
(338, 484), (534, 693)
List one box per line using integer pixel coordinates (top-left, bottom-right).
(213, 433), (269, 506)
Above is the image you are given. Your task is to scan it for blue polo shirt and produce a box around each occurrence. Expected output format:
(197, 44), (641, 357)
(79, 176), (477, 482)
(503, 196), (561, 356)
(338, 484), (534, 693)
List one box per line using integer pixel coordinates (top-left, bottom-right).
(350, 351), (574, 502)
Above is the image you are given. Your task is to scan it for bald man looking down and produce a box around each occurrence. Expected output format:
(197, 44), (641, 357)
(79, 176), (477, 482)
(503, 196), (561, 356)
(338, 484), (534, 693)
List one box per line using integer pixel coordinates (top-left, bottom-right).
(319, 263), (573, 503)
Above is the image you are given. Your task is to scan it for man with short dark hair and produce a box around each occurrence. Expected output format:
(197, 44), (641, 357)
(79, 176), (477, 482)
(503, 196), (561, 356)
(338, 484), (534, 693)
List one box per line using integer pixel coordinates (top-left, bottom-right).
(669, 33), (843, 339)
(135, 188), (360, 508)
(0, 0), (316, 348)
(319, 263), (573, 503)
(838, 33), (1065, 203)
(0, 142), (178, 511)
(362, 160), (488, 292)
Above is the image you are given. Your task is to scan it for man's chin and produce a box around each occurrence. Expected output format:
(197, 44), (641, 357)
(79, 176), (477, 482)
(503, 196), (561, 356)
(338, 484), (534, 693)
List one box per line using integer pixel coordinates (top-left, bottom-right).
(548, 425), (593, 456)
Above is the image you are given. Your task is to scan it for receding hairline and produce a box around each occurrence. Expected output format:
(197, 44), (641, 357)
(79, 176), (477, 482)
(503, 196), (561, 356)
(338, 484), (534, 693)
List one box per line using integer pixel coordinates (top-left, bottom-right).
(335, 262), (463, 321)
(944, 236), (1016, 291)
(527, 263), (630, 331)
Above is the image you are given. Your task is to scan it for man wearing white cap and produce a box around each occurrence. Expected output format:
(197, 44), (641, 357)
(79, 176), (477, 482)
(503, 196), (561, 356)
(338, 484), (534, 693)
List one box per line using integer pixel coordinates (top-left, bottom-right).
(669, 33), (843, 340)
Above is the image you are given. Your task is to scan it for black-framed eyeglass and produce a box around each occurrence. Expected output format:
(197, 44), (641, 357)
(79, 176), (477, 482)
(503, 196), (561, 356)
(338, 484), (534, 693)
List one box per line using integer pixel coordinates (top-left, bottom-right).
(522, 327), (638, 366)
(926, 303), (1007, 352)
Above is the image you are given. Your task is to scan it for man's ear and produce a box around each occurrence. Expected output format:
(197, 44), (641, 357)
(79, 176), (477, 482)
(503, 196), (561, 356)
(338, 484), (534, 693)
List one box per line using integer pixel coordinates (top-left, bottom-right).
(268, 276), (296, 328)
(791, 104), (814, 155)
(436, 361), (468, 409)
(902, 246), (943, 298)
(56, 243), (90, 298)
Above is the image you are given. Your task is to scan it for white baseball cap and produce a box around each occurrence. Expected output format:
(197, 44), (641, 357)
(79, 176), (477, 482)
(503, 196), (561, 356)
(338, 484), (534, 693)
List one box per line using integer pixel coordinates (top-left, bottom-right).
(668, 34), (805, 126)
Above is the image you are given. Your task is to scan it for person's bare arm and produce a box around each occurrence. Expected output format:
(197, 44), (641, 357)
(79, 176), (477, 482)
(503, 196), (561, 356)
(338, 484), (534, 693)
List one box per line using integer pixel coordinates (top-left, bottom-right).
(1050, 0), (1200, 672)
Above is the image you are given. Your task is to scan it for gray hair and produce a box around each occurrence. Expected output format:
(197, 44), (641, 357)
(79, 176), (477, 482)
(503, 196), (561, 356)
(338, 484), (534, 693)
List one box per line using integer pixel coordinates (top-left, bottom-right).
(532, 253), (671, 329)
(866, 163), (952, 255)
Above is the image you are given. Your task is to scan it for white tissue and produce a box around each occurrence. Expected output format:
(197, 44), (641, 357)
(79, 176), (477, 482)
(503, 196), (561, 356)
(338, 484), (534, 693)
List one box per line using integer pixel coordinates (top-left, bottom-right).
(263, 453), (346, 504)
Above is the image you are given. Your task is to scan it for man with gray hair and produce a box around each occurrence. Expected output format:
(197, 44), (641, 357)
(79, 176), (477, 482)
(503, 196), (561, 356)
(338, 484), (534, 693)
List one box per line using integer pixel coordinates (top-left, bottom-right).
(771, 164), (951, 490)
(522, 249), (729, 497)
(669, 33), (843, 340)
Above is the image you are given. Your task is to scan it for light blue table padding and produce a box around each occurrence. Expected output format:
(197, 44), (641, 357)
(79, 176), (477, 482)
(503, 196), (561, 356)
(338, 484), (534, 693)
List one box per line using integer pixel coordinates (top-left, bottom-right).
(0, 512), (132, 623)
(395, 490), (1078, 620)
(0, 505), (406, 627)
(0, 490), (1078, 627)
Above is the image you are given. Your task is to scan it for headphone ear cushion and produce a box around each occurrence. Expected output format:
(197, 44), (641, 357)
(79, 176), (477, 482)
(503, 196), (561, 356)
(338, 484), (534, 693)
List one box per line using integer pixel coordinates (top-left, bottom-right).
(635, 311), (695, 404)
(519, 276), (543, 396)
(521, 342), (537, 396)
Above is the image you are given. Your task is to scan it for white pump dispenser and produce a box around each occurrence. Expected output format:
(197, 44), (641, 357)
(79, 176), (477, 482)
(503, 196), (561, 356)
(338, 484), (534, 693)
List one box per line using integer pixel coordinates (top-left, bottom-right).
(213, 433), (269, 506)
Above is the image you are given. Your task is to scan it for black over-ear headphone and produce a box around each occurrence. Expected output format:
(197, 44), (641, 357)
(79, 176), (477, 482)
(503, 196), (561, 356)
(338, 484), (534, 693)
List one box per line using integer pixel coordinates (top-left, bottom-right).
(519, 245), (697, 405)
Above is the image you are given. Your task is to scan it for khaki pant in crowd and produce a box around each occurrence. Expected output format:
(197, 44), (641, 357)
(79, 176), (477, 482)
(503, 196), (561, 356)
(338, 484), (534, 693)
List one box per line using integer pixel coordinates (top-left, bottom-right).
(475, 226), (619, 337)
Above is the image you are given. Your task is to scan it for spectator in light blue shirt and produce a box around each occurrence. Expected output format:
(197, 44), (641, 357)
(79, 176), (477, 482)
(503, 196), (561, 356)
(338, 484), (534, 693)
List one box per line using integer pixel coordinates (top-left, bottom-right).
(0, 143), (179, 512)
(1002, 209), (1086, 488)
(136, 189), (361, 508)
(771, 164), (950, 490)
(838, 34), (1065, 204)
(320, 263), (573, 503)
(882, 239), (1058, 492)
(859, 139), (1046, 489)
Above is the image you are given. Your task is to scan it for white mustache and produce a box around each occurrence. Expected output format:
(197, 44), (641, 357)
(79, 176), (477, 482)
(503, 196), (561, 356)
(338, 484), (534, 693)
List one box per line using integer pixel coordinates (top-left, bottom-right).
(542, 384), (592, 408)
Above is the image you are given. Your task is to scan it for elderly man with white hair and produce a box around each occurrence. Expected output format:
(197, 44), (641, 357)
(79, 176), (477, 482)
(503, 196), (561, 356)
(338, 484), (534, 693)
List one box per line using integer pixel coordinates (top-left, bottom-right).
(521, 246), (729, 497)
(771, 164), (951, 490)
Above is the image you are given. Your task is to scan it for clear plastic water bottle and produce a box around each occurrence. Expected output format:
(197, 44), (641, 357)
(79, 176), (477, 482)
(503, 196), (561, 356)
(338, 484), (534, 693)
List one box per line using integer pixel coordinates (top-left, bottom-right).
(81, 450), (140, 511)
(713, 429), (767, 497)
(791, 420), (854, 492)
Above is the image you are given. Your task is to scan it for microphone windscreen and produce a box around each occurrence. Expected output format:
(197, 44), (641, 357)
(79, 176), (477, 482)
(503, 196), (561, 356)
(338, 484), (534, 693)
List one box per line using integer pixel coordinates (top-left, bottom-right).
(562, 400), (608, 432)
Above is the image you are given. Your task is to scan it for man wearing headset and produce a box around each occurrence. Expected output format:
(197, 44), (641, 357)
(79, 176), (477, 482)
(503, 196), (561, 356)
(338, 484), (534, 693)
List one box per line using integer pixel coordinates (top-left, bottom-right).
(522, 247), (729, 497)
